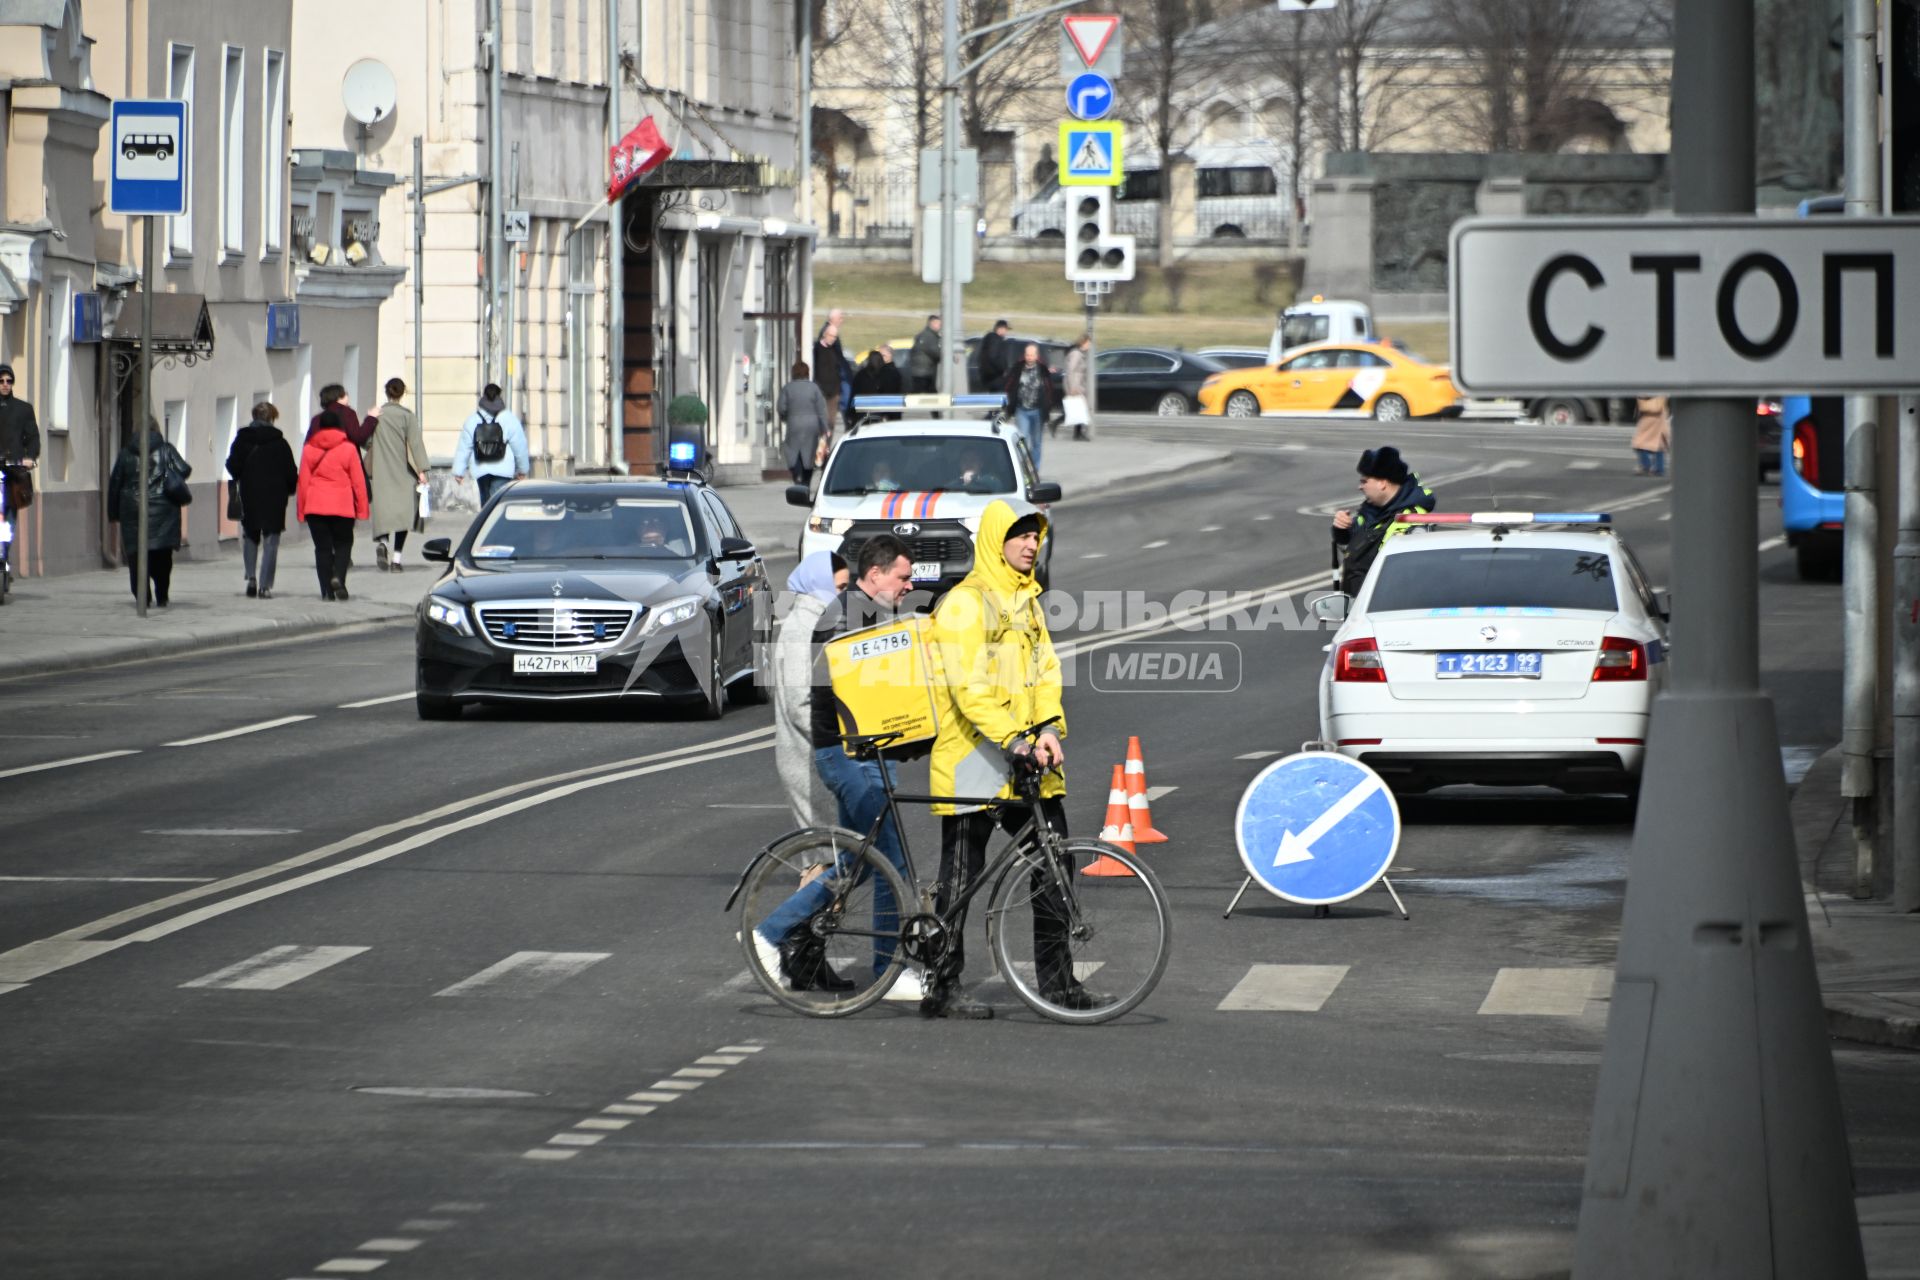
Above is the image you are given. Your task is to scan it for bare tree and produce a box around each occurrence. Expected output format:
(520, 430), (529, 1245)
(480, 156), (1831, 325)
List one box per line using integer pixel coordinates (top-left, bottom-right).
(1422, 0), (1668, 153)
(1310, 0), (1420, 154)
(1240, 10), (1331, 247)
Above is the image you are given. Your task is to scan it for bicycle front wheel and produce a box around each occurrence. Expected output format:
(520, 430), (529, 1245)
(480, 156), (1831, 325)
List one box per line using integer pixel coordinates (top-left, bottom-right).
(736, 826), (912, 1018)
(987, 838), (1171, 1024)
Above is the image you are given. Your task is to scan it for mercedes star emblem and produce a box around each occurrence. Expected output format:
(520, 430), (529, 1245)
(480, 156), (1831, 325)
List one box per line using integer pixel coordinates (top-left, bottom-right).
(552, 580), (565, 598)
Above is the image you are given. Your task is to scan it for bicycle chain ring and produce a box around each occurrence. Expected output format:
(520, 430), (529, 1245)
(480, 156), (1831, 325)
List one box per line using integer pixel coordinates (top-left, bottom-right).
(899, 913), (950, 966)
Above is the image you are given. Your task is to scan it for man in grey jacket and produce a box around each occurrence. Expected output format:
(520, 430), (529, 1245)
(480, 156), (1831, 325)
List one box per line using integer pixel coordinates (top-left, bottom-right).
(908, 315), (942, 393)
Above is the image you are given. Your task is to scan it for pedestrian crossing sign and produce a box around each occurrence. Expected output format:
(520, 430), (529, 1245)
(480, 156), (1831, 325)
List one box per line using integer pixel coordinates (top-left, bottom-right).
(1058, 120), (1123, 187)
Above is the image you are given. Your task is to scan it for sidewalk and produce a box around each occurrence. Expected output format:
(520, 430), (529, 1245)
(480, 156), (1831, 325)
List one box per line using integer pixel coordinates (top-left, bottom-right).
(0, 437), (1229, 680)
(1795, 745), (1920, 1051)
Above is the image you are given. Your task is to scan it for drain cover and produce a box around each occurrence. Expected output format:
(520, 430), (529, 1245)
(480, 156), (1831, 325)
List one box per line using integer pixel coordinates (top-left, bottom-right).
(352, 1086), (543, 1100)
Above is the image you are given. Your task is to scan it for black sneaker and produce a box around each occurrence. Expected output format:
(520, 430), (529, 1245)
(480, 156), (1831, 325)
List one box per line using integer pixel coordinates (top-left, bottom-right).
(330, 578), (349, 602)
(778, 928), (854, 993)
(920, 979), (993, 1019)
(1042, 983), (1111, 1012)
(245, 580), (257, 598)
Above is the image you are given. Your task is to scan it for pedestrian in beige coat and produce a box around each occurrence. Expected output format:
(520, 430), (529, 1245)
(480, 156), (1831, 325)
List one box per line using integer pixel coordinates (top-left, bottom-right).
(366, 378), (430, 569)
(1631, 396), (1671, 477)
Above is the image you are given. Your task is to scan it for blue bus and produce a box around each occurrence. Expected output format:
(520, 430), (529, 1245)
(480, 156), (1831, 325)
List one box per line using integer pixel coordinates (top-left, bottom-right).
(1778, 196), (1845, 581)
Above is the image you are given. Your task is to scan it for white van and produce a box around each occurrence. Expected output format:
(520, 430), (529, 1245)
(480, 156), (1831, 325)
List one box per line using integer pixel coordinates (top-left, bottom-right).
(1011, 145), (1291, 241)
(1267, 298), (1375, 363)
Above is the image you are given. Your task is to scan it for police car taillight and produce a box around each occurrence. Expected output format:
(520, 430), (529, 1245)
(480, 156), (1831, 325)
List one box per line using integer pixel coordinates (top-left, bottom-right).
(1334, 637), (1386, 682)
(1591, 636), (1647, 682)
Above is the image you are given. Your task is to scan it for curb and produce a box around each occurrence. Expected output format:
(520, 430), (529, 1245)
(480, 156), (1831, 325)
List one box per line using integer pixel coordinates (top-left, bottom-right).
(0, 611), (412, 682)
(1791, 744), (1920, 1050)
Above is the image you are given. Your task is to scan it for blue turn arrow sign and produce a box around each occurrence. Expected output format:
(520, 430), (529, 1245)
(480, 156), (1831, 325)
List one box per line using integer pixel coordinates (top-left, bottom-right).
(1066, 72), (1114, 122)
(1234, 752), (1400, 905)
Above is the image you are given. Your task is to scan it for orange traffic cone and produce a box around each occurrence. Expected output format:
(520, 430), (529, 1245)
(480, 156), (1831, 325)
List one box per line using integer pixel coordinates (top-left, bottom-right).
(1124, 736), (1168, 843)
(1085, 763), (1137, 877)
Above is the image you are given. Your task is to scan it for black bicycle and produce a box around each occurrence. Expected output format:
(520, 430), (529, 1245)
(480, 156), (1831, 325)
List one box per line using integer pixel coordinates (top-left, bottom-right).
(727, 720), (1172, 1025)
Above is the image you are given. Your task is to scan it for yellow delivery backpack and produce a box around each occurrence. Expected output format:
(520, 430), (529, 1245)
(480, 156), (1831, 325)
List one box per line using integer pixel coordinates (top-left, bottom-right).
(823, 615), (940, 754)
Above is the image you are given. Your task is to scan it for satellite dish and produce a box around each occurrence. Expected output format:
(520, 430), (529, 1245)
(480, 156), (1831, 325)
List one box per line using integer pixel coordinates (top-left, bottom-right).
(342, 59), (397, 126)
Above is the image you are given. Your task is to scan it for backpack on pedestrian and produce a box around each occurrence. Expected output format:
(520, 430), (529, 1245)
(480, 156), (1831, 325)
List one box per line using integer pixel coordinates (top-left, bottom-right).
(472, 411), (506, 463)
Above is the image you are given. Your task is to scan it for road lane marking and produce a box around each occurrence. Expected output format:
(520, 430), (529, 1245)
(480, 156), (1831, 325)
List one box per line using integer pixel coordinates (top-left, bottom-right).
(356, 1240), (421, 1253)
(313, 1262), (386, 1275)
(604, 1104), (656, 1115)
(696, 1054), (747, 1065)
(1144, 785), (1177, 803)
(396, 1221), (456, 1232)
(1566, 459), (1601, 470)
(1478, 967), (1609, 1016)
(143, 828), (300, 837)
(674, 1067), (724, 1078)
(1199, 525), (1223, 533)
(1216, 964), (1350, 1012)
(164, 715), (314, 747)
(0, 939), (129, 984)
(1759, 535), (1786, 552)
(0, 875), (215, 883)
(1141, 540), (1169, 549)
(522, 1148), (577, 1161)
(575, 1118), (630, 1131)
(649, 1080), (702, 1091)
(181, 945), (369, 991)
(338, 693), (413, 709)
(548, 1132), (605, 1147)
(433, 951), (609, 999)
(1081, 552), (1107, 559)
(0, 749), (140, 781)
(626, 1091), (683, 1103)
(717, 1045), (766, 1053)
(1236, 751), (1282, 760)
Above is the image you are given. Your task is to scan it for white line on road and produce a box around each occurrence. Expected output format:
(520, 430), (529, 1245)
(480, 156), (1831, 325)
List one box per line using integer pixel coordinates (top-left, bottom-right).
(1235, 751), (1283, 761)
(338, 693), (414, 709)
(1217, 964), (1350, 1012)
(355, 1240), (421, 1253)
(1081, 552), (1107, 559)
(1566, 459), (1601, 471)
(1141, 540), (1169, 550)
(1199, 525), (1223, 533)
(181, 945), (369, 991)
(1758, 535), (1786, 552)
(0, 875), (216, 884)
(1144, 786), (1177, 803)
(433, 951), (609, 999)
(0, 749), (140, 781)
(143, 828), (301, 837)
(1478, 967), (1608, 1016)
(164, 715), (315, 747)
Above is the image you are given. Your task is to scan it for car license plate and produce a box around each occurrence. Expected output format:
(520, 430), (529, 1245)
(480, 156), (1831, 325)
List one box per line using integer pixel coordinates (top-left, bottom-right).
(1435, 651), (1542, 678)
(512, 653), (598, 675)
(911, 560), (942, 581)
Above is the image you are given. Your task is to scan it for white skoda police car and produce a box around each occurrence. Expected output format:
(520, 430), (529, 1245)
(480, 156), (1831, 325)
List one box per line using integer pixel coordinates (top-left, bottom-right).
(1312, 513), (1669, 798)
(790, 395), (1061, 600)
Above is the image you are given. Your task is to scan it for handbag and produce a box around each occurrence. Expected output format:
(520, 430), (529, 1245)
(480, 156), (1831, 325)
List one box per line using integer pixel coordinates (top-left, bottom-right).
(226, 480), (243, 520)
(162, 462), (192, 507)
(1062, 394), (1091, 428)
(414, 480), (431, 533)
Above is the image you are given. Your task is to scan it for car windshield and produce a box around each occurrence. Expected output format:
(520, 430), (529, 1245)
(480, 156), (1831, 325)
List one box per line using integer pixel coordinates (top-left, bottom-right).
(1367, 546), (1621, 612)
(467, 496), (697, 560)
(823, 436), (1016, 496)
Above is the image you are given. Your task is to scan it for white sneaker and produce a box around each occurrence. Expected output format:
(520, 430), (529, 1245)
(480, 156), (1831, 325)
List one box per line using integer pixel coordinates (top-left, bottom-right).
(749, 930), (787, 989)
(883, 968), (926, 1001)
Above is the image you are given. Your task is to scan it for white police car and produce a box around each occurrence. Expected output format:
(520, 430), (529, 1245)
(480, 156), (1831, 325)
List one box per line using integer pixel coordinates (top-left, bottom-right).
(790, 395), (1062, 598)
(1311, 513), (1669, 798)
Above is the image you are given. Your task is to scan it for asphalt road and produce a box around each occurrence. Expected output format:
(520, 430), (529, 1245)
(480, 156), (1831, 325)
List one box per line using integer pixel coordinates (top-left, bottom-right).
(2, 418), (1913, 1280)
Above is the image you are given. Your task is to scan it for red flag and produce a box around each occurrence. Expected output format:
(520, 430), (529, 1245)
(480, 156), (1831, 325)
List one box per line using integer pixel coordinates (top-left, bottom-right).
(609, 116), (672, 200)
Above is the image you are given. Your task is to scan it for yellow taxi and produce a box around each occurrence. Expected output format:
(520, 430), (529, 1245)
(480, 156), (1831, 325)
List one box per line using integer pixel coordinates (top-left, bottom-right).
(1196, 340), (1463, 422)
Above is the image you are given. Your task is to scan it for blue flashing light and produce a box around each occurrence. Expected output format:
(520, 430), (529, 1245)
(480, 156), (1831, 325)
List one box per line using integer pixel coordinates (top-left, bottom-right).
(951, 394), (1007, 407)
(1529, 513), (1611, 524)
(667, 441), (698, 465)
(849, 395), (908, 409)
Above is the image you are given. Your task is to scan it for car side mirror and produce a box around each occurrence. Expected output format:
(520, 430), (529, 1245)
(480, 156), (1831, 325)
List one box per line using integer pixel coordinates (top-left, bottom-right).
(1309, 592), (1350, 624)
(422, 537), (453, 563)
(1028, 481), (1063, 504)
(717, 536), (756, 562)
(785, 484), (812, 508)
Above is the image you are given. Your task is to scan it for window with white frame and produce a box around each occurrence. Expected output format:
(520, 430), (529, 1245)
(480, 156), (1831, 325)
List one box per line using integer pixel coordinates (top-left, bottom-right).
(167, 43), (195, 259)
(221, 46), (245, 256)
(262, 50), (285, 255)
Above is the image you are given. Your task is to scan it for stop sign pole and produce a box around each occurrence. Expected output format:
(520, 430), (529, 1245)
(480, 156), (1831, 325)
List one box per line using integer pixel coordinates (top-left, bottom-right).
(1570, 0), (1867, 1273)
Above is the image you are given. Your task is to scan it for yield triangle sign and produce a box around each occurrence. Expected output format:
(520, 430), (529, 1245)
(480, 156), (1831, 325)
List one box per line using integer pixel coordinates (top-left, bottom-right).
(1063, 14), (1120, 67)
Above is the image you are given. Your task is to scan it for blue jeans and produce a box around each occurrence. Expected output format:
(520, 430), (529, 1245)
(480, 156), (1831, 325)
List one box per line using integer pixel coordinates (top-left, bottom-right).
(756, 749), (909, 975)
(1634, 448), (1665, 476)
(477, 473), (509, 505)
(1016, 407), (1045, 473)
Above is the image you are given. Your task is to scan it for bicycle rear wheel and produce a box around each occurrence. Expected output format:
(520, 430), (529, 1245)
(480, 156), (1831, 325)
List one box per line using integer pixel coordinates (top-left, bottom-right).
(987, 838), (1171, 1024)
(736, 826), (912, 1017)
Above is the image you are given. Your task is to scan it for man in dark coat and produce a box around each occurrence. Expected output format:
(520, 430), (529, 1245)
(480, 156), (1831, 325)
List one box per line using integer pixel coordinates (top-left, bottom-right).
(813, 318), (849, 430)
(226, 401), (300, 598)
(0, 362), (40, 515)
(909, 316), (942, 393)
(1332, 446), (1437, 595)
(975, 320), (1010, 394)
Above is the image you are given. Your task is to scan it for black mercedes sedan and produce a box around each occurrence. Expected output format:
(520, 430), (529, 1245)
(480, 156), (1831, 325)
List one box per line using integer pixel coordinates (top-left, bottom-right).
(1092, 347), (1231, 415)
(413, 477), (769, 719)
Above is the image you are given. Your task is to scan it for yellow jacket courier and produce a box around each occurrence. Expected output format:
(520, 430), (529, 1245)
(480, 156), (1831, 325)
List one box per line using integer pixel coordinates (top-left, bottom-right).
(927, 499), (1066, 815)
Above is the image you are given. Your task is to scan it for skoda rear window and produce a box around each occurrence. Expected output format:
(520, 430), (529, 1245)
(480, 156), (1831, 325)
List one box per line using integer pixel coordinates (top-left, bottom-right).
(824, 437), (1015, 496)
(1367, 547), (1620, 612)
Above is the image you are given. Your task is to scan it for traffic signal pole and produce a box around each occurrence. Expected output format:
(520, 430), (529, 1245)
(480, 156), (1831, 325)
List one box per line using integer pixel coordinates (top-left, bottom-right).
(1570, 0), (1867, 1272)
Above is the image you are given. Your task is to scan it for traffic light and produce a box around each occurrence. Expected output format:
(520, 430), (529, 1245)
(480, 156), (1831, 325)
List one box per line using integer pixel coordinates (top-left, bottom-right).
(1063, 188), (1136, 284)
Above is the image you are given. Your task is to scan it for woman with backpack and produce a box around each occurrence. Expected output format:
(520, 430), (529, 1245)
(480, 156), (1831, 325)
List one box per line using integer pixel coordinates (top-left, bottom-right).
(297, 409), (370, 601)
(107, 419), (192, 608)
(453, 383), (529, 505)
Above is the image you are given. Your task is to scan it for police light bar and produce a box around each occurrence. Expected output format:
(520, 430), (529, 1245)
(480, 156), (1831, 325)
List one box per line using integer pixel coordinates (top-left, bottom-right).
(1397, 512), (1613, 525)
(849, 393), (1005, 413)
(667, 441), (698, 466)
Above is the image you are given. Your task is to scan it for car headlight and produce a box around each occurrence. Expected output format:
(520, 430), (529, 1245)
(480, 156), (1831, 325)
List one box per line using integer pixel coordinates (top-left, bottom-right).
(425, 595), (473, 636)
(807, 515), (854, 535)
(639, 595), (703, 636)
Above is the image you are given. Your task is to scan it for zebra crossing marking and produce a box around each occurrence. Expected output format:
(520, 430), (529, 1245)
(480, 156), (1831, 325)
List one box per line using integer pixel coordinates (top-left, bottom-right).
(1477, 967), (1608, 1016)
(181, 945), (368, 991)
(432, 951), (608, 999)
(1216, 964), (1350, 1012)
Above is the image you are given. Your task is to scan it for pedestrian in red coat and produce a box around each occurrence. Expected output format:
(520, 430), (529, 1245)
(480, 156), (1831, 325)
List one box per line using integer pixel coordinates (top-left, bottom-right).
(297, 411), (369, 601)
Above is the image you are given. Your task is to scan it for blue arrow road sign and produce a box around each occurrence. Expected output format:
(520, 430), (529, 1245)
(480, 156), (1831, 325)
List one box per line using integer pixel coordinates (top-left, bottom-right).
(1235, 752), (1400, 905)
(1066, 72), (1114, 121)
(110, 99), (189, 216)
